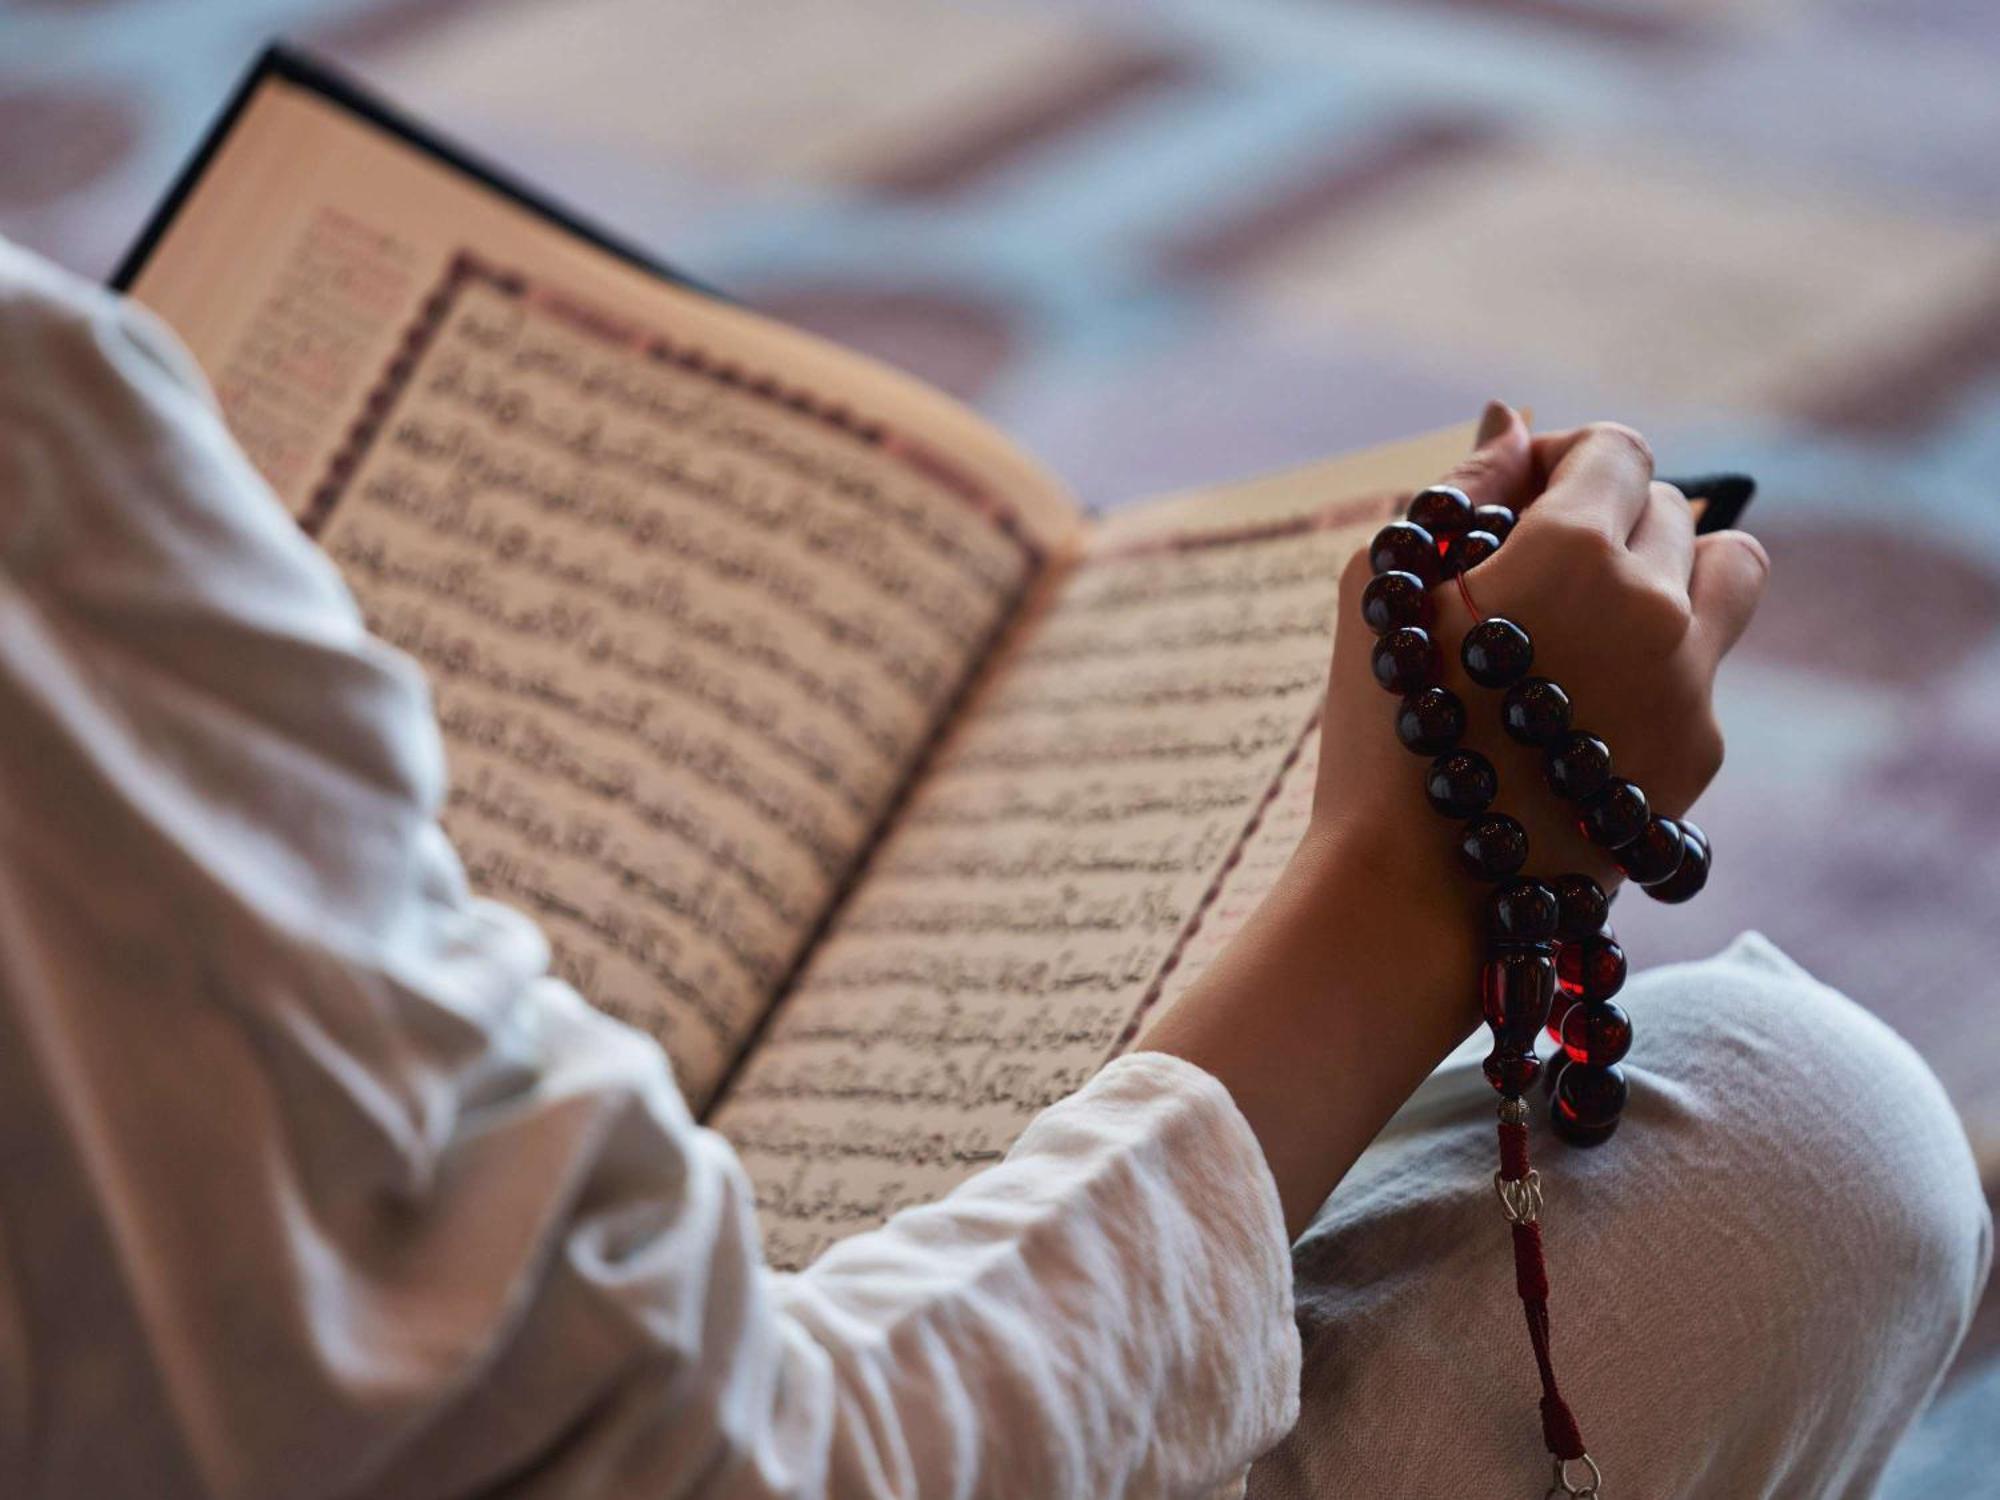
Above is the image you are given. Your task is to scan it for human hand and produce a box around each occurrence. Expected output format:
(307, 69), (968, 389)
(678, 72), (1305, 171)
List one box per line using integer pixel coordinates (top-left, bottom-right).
(1311, 404), (1770, 916)
(1143, 403), (1769, 1236)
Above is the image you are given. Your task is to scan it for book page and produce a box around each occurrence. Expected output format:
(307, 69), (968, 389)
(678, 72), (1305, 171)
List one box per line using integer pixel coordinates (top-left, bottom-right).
(121, 64), (1080, 1107)
(712, 429), (1474, 1267)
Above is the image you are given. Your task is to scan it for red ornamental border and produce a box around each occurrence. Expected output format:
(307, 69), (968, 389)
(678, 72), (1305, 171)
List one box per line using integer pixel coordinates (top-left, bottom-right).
(1101, 490), (1403, 1057)
(300, 251), (1041, 571)
(1105, 698), (1324, 1061)
(1087, 486), (1402, 564)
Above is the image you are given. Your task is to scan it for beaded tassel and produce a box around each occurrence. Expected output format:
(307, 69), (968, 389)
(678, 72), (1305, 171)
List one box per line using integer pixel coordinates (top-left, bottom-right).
(1497, 1103), (1601, 1498)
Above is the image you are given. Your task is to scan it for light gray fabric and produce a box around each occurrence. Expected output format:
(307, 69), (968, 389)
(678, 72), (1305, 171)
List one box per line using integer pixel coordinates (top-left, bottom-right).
(1257, 931), (1993, 1499)
(0, 239), (1299, 1499)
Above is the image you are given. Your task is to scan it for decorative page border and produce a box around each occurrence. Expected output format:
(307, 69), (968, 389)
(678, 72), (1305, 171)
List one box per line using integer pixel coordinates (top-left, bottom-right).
(300, 251), (1041, 571)
(1085, 487), (1402, 564)
(1097, 490), (1404, 1058)
(1107, 701), (1322, 1060)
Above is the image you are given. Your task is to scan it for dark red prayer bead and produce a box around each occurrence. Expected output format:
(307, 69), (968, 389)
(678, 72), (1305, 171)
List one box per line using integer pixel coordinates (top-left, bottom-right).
(1485, 877), (1560, 945)
(1425, 748), (1497, 818)
(1646, 818), (1711, 904)
(1589, 933), (1630, 999)
(1360, 570), (1432, 634)
(1371, 626), (1442, 695)
(1473, 503), (1515, 543)
(1616, 814), (1686, 885)
(1579, 777), (1649, 849)
(1550, 872), (1610, 941)
(1396, 687), (1466, 755)
(1441, 528), (1501, 577)
(1407, 484), (1474, 538)
(1545, 731), (1613, 802)
(1483, 1046), (1542, 1097)
(1481, 949), (1557, 1046)
(1457, 812), (1529, 881)
(1461, 618), (1534, 688)
(1557, 930), (1627, 1002)
(1555, 1061), (1628, 1130)
(1554, 944), (1581, 1001)
(1560, 999), (1633, 1066)
(1500, 677), (1572, 747)
(1368, 521), (1441, 585)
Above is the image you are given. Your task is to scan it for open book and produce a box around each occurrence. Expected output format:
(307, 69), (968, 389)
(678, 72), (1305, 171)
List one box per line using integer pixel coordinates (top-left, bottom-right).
(118, 49), (1473, 1269)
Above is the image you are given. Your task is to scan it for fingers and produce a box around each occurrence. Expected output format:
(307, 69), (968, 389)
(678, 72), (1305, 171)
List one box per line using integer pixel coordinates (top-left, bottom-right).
(1625, 481), (1696, 585)
(1520, 422), (1655, 542)
(1688, 529), (1771, 669)
(1426, 400), (1535, 512)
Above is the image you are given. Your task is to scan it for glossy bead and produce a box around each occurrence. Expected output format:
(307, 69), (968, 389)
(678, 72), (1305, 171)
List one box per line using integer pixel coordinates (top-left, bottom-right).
(1616, 814), (1686, 885)
(1550, 1081), (1621, 1146)
(1550, 872), (1611, 941)
(1395, 686), (1466, 755)
(1500, 677), (1572, 748)
(1560, 999), (1633, 1066)
(1485, 877), (1560, 945)
(1441, 528), (1501, 577)
(1371, 626), (1442, 695)
(1480, 949), (1557, 1046)
(1407, 484), (1474, 538)
(1545, 731), (1613, 802)
(1460, 618), (1534, 689)
(1458, 812), (1529, 881)
(1360, 570), (1431, 634)
(1681, 818), (1708, 859)
(1579, 777), (1649, 849)
(1368, 521), (1441, 585)
(1646, 818), (1711, 904)
(1483, 1046), (1542, 1097)
(1554, 942), (1581, 1001)
(1473, 503), (1516, 543)
(1555, 1061), (1628, 1130)
(1425, 748), (1497, 818)
(1557, 930), (1627, 1002)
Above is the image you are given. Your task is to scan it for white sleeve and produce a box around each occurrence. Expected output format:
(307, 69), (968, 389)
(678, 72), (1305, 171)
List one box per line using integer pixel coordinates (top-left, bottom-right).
(0, 239), (1299, 1500)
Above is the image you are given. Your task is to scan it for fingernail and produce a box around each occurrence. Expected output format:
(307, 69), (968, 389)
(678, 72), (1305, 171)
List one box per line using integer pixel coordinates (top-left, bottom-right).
(1475, 400), (1512, 447)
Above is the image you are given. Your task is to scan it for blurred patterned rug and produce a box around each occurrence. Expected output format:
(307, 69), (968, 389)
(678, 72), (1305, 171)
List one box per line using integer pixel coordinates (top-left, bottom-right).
(6, 0), (1998, 1459)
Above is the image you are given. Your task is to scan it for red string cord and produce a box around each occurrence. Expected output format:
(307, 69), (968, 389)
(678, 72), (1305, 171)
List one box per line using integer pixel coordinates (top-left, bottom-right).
(1456, 568), (1485, 623)
(1498, 1118), (1587, 1462)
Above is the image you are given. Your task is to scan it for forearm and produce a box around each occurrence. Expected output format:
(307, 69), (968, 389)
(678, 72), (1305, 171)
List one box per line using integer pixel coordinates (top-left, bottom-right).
(1139, 822), (1481, 1239)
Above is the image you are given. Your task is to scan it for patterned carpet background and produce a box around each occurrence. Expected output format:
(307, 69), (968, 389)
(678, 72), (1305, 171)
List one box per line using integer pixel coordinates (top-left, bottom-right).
(7, 0), (1998, 1468)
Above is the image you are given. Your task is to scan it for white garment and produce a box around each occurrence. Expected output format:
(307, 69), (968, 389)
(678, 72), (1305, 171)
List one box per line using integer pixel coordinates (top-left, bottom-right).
(0, 243), (1297, 1498)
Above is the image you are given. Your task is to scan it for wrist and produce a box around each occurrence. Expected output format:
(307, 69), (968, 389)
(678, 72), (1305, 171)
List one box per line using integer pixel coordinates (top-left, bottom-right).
(1286, 818), (1484, 1064)
(1141, 816), (1489, 1237)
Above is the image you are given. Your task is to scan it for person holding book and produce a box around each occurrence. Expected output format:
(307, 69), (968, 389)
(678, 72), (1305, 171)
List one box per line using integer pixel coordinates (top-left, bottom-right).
(0, 169), (1989, 1500)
